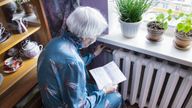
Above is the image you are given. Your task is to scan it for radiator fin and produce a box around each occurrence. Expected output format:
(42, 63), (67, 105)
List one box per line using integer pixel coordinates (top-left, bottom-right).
(113, 50), (192, 108)
(185, 87), (192, 108)
(149, 64), (167, 108)
(139, 60), (155, 108)
(172, 76), (192, 108)
(130, 57), (143, 104)
(159, 69), (180, 108)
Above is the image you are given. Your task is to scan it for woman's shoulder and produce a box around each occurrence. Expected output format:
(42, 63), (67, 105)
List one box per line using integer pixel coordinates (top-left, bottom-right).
(46, 36), (66, 47)
(56, 56), (83, 65)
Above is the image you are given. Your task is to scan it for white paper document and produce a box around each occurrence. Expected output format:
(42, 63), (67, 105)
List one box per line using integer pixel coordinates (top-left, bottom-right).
(89, 61), (127, 90)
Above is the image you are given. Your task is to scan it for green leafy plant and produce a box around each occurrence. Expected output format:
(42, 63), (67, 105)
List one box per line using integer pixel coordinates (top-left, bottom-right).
(116, 0), (152, 22)
(176, 13), (192, 35)
(155, 9), (173, 30)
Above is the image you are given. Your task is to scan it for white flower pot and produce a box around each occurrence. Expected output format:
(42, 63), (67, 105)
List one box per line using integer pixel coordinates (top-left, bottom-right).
(119, 19), (141, 38)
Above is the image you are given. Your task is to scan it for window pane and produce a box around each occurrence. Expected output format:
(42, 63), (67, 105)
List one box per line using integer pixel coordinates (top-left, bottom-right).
(144, 0), (192, 27)
(152, 0), (192, 13)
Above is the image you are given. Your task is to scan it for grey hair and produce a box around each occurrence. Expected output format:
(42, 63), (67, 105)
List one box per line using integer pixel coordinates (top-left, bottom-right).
(66, 6), (108, 38)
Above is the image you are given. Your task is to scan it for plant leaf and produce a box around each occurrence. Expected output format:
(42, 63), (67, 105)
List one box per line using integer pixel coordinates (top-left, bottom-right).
(177, 23), (185, 32)
(178, 12), (184, 18)
(163, 22), (168, 30)
(175, 12), (184, 20)
(184, 25), (191, 33)
(168, 15), (172, 21)
(116, 0), (152, 22)
(167, 9), (173, 15)
(156, 13), (164, 22)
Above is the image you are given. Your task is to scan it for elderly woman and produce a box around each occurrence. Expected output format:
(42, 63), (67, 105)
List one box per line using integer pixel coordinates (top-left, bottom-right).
(37, 7), (122, 108)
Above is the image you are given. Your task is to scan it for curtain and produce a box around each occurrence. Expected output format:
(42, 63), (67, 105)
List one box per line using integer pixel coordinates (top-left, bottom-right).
(42, 0), (79, 37)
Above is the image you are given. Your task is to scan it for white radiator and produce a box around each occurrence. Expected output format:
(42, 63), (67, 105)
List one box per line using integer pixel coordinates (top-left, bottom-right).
(113, 50), (192, 108)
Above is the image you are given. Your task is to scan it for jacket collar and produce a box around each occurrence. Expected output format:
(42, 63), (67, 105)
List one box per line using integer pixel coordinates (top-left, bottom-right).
(62, 31), (83, 49)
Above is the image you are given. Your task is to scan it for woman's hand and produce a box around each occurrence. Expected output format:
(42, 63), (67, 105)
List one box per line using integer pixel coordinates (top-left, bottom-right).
(93, 45), (106, 57)
(103, 85), (118, 94)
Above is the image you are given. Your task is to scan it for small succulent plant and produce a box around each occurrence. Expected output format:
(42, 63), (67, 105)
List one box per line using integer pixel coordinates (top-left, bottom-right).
(155, 9), (173, 30)
(176, 12), (192, 35)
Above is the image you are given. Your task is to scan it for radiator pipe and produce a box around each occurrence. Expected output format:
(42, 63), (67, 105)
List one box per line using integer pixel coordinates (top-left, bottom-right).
(104, 47), (114, 54)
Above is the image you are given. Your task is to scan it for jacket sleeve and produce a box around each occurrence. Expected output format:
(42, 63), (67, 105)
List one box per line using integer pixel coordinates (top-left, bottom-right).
(38, 59), (105, 108)
(64, 60), (105, 108)
(81, 53), (95, 65)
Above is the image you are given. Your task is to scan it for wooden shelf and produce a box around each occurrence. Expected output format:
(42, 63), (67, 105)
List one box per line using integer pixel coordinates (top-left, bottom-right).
(0, 0), (51, 107)
(0, 26), (40, 55)
(0, 0), (13, 7)
(0, 67), (37, 108)
(0, 57), (38, 95)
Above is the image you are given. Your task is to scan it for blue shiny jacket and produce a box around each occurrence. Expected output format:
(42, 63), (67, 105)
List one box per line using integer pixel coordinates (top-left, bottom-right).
(37, 32), (122, 108)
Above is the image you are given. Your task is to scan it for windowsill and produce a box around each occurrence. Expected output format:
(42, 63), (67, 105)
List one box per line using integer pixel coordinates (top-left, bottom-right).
(97, 1), (192, 67)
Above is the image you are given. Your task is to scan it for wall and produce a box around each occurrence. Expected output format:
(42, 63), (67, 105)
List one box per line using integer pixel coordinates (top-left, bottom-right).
(80, 0), (110, 69)
(80, 0), (108, 34)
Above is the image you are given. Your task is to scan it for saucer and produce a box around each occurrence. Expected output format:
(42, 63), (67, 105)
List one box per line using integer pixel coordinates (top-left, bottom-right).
(146, 35), (163, 42)
(173, 40), (192, 51)
(3, 57), (23, 74)
(0, 31), (12, 43)
(0, 73), (3, 86)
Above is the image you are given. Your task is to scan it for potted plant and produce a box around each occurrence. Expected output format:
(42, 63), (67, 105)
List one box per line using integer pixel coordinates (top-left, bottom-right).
(174, 13), (192, 50)
(147, 9), (173, 42)
(116, 0), (152, 38)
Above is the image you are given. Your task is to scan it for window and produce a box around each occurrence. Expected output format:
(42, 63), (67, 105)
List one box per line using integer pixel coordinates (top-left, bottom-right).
(152, 0), (192, 13)
(108, 0), (191, 35)
(144, 0), (192, 27)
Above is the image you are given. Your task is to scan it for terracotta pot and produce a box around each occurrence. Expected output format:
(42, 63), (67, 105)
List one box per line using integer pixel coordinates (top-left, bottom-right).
(147, 21), (164, 42)
(175, 31), (191, 49)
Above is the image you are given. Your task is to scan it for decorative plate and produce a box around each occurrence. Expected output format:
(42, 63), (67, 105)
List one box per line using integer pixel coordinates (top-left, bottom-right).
(3, 57), (23, 74)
